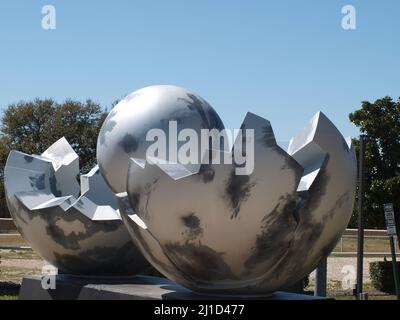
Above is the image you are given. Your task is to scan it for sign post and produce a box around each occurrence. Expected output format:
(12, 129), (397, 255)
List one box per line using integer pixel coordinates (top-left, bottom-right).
(356, 135), (367, 299)
(383, 203), (400, 300)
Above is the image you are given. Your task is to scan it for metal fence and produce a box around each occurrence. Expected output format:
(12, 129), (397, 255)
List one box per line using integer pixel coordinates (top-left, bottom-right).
(332, 229), (399, 257)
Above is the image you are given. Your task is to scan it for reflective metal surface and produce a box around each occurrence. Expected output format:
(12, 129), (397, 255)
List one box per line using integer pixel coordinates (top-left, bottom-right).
(97, 85), (225, 193)
(4, 138), (148, 275)
(119, 111), (357, 295)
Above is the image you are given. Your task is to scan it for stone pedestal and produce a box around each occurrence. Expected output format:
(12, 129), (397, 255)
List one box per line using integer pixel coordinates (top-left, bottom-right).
(19, 275), (327, 300)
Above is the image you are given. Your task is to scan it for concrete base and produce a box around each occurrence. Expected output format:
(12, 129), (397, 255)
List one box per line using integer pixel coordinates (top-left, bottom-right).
(19, 275), (327, 300)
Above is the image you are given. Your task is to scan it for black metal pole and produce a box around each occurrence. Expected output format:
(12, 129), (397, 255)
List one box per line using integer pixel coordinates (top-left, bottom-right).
(315, 258), (327, 297)
(389, 236), (400, 300)
(356, 135), (366, 299)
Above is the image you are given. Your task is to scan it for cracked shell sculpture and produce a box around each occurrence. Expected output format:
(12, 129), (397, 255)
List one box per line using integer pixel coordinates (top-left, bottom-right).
(4, 137), (148, 275)
(98, 85), (357, 295)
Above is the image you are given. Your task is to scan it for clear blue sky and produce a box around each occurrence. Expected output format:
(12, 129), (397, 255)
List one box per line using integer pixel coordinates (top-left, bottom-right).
(1, 0), (399, 144)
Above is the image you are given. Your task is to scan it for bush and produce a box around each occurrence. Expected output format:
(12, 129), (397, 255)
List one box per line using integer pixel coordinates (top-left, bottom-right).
(370, 260), (400, 293)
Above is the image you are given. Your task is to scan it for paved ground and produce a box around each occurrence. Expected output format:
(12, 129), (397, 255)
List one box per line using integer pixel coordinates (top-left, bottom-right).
(1, 249), (396, 299)
(0, 249), (384, 287)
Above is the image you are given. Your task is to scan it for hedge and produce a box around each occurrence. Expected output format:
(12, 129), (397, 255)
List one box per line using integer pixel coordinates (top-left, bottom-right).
(370, 260), (400, 293)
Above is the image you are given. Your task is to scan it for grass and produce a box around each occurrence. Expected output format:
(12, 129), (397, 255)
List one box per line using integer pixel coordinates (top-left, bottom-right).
(0, 266), (42, 283)
(0, 249), (43, 289)
(0, 249), (41, 260)
(334, 295), (397, 300)
(0, 289), (19, 300)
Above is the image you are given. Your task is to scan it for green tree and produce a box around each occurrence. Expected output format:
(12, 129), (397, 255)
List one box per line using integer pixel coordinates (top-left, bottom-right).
(349, 96), (400, 231)
(0, 98), (107, 218)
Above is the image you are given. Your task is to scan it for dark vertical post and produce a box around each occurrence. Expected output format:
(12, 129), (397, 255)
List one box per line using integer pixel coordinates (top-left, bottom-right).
(389, 236), (400, 299)
(315, 258), (327, 297)
(356, 135), (366, 299)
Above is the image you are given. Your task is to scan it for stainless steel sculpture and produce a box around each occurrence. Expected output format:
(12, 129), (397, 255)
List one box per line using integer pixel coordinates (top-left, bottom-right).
(97, 85), (225, 193)
(4, 137), (148, 275)
(96, 84), (357, 295)
(4, 84), (356, 294)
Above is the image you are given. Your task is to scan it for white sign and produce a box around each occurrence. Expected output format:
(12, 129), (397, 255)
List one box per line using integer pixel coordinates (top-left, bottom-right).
(383, 203), (397, 236)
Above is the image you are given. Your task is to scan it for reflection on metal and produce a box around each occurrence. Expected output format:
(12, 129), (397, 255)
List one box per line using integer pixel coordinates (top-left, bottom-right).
(4, 137), (148, 275)
(96, 85), (225, 193)
(117, 111), (357, 295)
(5, 84), (357, 294)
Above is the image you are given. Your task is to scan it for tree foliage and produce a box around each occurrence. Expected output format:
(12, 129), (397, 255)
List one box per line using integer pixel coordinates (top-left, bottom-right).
(348, 96), (400, 230)
(0, 98), (107, 218)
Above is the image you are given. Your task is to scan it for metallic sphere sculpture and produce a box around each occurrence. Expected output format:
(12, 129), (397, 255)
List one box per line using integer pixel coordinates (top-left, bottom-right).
(4, 138), (148, 276)
(97, 85), (225, 193)
(114, 110), (357, 295)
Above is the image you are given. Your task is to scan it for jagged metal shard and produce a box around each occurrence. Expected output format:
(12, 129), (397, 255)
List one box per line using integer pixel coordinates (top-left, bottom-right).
(118, 111), (357, 295)
(4, 138), (148, 275)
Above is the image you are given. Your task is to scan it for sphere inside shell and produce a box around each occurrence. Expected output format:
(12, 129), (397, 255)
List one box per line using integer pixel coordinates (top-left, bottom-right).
(97, 85), (225, 193)
(119, 111), (357, 295)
